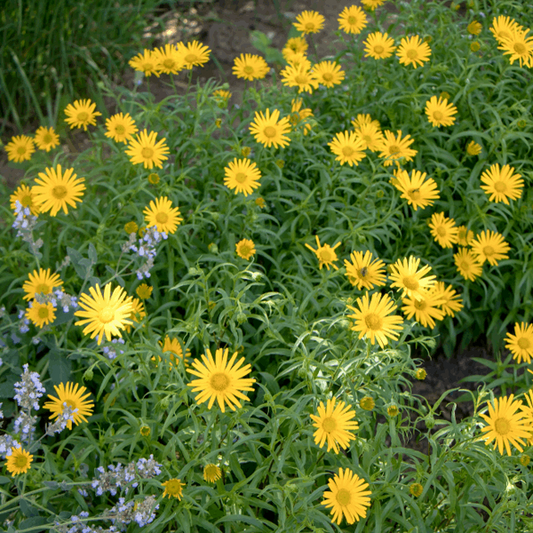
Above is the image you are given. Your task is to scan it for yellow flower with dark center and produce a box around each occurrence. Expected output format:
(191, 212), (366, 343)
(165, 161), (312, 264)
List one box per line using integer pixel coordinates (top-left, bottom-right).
(392, 169), (439, 210)
(480, 163), (523, 204)
(293, 10), (325, 34)
(10, 184), (40, 216)
(5, 135), (35, 163)
(177, 41), (211, 69)
(409, 483), (423, 497)
(431, 281), (463, 317)
(359, 396), (375, 411)
(505, 323), (533, 364)
(280, 64), (319, 93)
(105, 113), (138, 144)
(162, 478), (184, 499)
(124, 221), (139, 234)
(32, 164), (86, 216)
(361, 0), (386, 10)
(74, 283), (133, 345)
(232, 54), (269, 80)
(428, 212), (459, 248)
(224, 158), (261, 196)
(306, 235), (341, 271)
(454, 247), (483, 281)
(310, 397), (359, 453)
(364, 31), (396, 59)
(470, 230), (510, 266)
(396, 35), (431, 68)
(282, 37), (308, 60)
(136, 283), (153, 299)
(402, 292), (446, 329)
(249, 109), (291, 148)
(64, 99), (101, 131)
(456, 225), (474, 246)
(26, 300), (56, 328)
(470, 41), (481, 52)
(338, 5), (367, 34)
(6, 447), (33, 476)
(489, 16), (522, 44)
(312, 61), (345, 88)
(466, 140), (482, 156)
(129, 49), (160, 77)
(236, 238), (256, 260)
(187, 347), (256, 413)
(377, 130), (417, 167)
(347, 292), (404, 348)
(389, 256), (436, 301)
(23, 268), (63, 301)
(344, 250), (386, 290)
(479, 395), (532, 456)
(153, 44), (184, 75)
(467, 20), (482, 35)
(34, 126), (59, 152)
(415, 368), (427, 380)
(125, 129), (170, 169)
(498, 27), (533, 67)
(425, 95), (458, 127)
(203, 464), (222, 483)
(352, 114), (380, 130)
(322, 468), (372, 525)
(140, 425), (151, 437)
(328, 131), (366, 167)
(43, 382), (95, 429)
(290, 98), (313, 135)
(353, 122), (384, 152)
(143, 196), (183, 234)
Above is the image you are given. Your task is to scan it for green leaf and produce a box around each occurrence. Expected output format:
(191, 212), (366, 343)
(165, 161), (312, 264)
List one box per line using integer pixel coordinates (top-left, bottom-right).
(48, 350), (72, 385)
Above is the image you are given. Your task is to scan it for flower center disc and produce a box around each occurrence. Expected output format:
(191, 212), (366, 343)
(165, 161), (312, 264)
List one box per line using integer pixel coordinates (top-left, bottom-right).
(408, 189), (421, 201)
(52, 185), (68, 199)
(437, 226), (447, 237)
(494, 181), (507, 192)
(322, 416), (337, 433)
(295, 74), (308, 84)
(166, 480), (182, 494)
(365, 313), (382, 330)
(210, 372), (230, 392)
(336, 488), (352, 506)
(494, 417), (510, 435)
(235, 172), (248, 184)
(163, 59), (175, 69)
(407, 49), (419, 59)
(460, 260), (470, 271)
(483, 245), (495, 257)
(518, 337), (531, 349)
(263, 126), (277, 138)
(322, 72), (333, 81)
(318, 249), (333, 262)
(389, 145), (400, 155)
(21, 195), (33, 206)
(99, 309), (115, 323)
(77, 112), (89, 122)
(44, 134), (53, 143)
(342, 146), (355, 157)
(156, 212), (169, 224)
(305, 23), (315, 31)
(185, 54), (197, 63)
(514, 43), (526, 55)
(37, 283), (50, 294)
(414, 299), (427, 310)
(433, 111), (443, 121)
(142, 147), (154, 159)
(15, 455), (28, 468)
(374, 45), (384, 54)
(38, 306), (50, 319)
(348, 16), (356, 24)
(243, 65), (254, 74)
(115, 125), (126, 135)
(17, 146), (27, 155)
(402, 276), (419, 290)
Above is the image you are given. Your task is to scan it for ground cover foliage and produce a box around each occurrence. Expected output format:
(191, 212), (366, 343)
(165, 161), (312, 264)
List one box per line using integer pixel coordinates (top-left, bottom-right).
(1, 0), (533, 531)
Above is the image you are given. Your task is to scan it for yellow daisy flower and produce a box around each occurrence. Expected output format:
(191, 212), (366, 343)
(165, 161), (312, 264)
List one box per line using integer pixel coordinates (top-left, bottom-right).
(124, 221), (139, 234)
(125, 296), (146, 331)
(143, 196), (183, 234)
(389, 256), (436, 301)
(156, 335), (190, 366)
(454, 247), (483, 281)
(428, 212), (459, 248)
(153, 44), (184, 75)
(470, 230), (510, 266)
(312, 61), (345, 87)
(352, 114), (380, 130)
(34, 126), (59, 152)
(364, 31), (396, 59)
(236, 238), (256, 260)
(293, 10), (325, 34)
(125, 129), (170, 169)
(290, 98), (313, 135)
(232, 53), (269, 80)
(5, 135), (35, 163)
(43, 382), (94, 430)
(213, 89), (232, 105)
(162, 479), (184, 499)
(338, 5), (367, 34)
(64, 99), (101, 131)
(305, 235), (341, 271)
(505, 323), (533, 364)
(467, 20), (483, 35)
(224, 158), (261, 196)
(310, 397), (359, 453)
(402, 292), (445, 329)
(10, 184), (41, 216)
(431, 281), (463, 317)
(489, 16), (522, 44)
(249, 109), (291, 149)
(105, 113), (138, 144)
(466, 140), (482, 156)
(498, 27), (533, 67)
(359, 396), (375, 410)
(361, 0), (386, 10)
(26, 300), (56, 328)
(425, 95), (458, 127)
(479, 395), (532, 456)
(353, 122), (384, 152)
(396, 35), (431, 69)
(377, 130), (417, 167)
(187, 347), (256, 413)
(322, 468), (372, 525)
(6, 446), (33, 476)
(177, 41), (211, 69)
(347, 292), (404, 348)
(280, 64), (319, 93)
(203, 464), (222, 483)
(136, 283), (153, 299)
(282, 37), (308, 60)
(328, 131), (366, 167)
(32, 164), (86, 216)
(409, 483), (423, 497)
(456, 225), (474, 246)
(129, 49), (160, 77)
(74, 283), (133, 345)
(286, 52), (311, 71)
(480, 163), (523, 204)
(392, 169), (439, 210)
(344, 250), (386, 290)
(22, 268), (63, 301)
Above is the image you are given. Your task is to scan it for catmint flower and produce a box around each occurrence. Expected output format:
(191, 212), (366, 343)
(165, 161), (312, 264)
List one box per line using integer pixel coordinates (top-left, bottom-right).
(13, 364), (45, 411)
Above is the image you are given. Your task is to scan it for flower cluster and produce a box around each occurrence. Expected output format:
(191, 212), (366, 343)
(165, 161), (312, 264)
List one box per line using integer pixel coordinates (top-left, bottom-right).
(11, 201), (43, 255)
(125, 226), (168, 279)
(14, 364), (46, 411)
